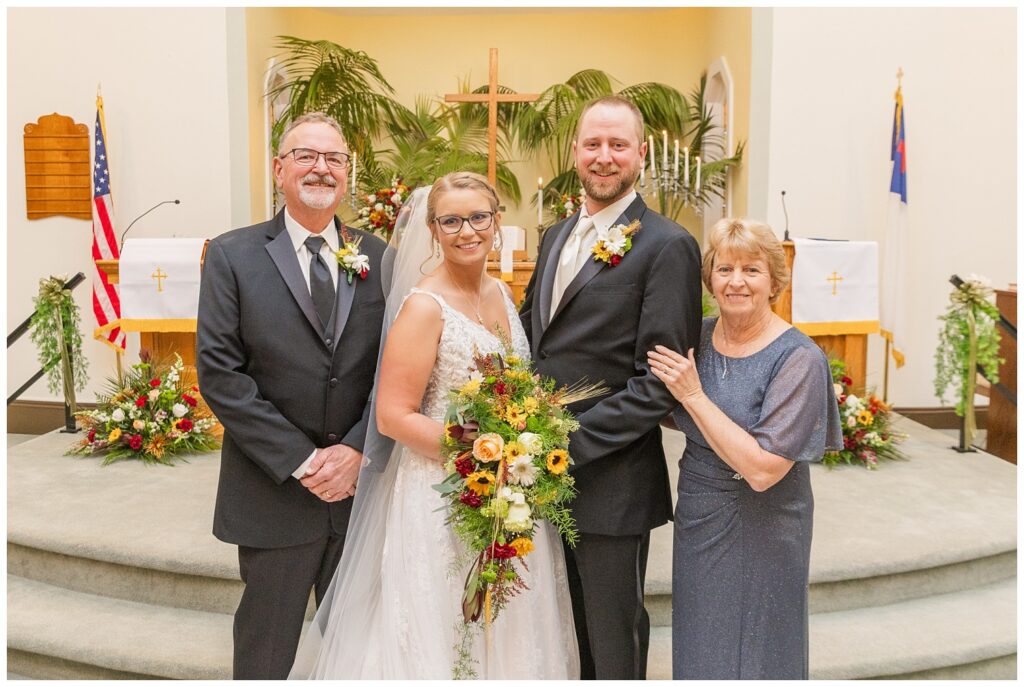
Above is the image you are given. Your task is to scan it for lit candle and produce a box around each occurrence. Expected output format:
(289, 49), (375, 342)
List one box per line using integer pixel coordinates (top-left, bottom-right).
(683, 147), (689, 188)
(695, 156), (701, 195)
(662, 130), (668, 171)
(351, 151), (357, 196)
(673, 140), (679, 178)
(648, 135), (657, 176)
(537, 178), (544, 226)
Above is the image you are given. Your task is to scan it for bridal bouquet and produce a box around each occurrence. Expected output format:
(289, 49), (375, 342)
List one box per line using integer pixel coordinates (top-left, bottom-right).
(434, 349), (604, 631)
(68, 352), (219, 465)
(823, 358), (905, 469)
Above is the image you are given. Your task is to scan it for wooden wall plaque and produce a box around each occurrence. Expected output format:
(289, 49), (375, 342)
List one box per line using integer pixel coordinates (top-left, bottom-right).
(24, 113), (92, 220)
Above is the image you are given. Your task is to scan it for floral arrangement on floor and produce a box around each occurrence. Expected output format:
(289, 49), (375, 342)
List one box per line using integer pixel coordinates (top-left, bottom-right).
(68, 352), (219, 465)
(433, 347), (605, 678)
(351, 178), (412, 241)
(823, 358), (906, 469)
(550, 190), (584, 221)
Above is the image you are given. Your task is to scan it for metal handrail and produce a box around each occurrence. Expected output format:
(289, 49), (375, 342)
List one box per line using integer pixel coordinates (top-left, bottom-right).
(7, 272), (86, 348)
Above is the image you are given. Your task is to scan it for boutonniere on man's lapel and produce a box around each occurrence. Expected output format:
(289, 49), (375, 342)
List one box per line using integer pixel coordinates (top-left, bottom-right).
(590, 219), (641, 267)
(335, 227), (370, 284)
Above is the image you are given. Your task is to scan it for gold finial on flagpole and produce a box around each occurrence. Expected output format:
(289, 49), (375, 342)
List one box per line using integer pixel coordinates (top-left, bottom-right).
(896, 67), (903, 89)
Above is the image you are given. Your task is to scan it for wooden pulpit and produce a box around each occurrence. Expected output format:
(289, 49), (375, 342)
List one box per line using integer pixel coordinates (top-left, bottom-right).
(771, 241), (870, 392)
(486, 250), (533, 305)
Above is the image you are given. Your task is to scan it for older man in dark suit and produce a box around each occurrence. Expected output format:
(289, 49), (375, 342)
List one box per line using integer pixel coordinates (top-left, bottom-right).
(521, 96), (702, 680)
(197, 112), (386, 679)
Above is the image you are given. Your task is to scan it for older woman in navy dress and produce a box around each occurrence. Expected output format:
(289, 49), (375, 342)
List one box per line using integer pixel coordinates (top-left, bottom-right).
(648, 218), (842, 680)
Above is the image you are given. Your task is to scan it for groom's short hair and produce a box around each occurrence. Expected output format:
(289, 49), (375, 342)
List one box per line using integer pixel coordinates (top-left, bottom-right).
(575, 95), (645, 144)
(277, 112), (348, 155)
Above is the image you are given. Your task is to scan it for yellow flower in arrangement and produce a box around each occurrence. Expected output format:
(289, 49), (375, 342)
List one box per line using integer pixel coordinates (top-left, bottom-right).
(503, 441), (528, 462)
(509, 537), (534, 558)
(465, 470), (496, 496)
(108, 428), (122, 443)
(546, 449), (569, 474)
(505, 355), (522, 366)
(503, 404), (527, 426)
(459, 378), (481, 395)
(592, 244), (613, 263)
(523, 396), (540, 416)
(856, 409), (874, 426)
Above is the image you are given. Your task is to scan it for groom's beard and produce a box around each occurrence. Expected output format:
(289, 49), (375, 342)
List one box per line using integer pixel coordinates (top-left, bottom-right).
(298, 172), (340, 210)
(579, 163), (638, 202)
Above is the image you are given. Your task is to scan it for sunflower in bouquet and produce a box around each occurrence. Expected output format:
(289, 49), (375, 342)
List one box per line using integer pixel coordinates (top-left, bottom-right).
(433, 349), (605, 633)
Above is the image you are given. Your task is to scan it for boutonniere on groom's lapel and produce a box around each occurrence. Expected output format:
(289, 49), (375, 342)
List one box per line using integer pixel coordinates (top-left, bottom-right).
(591, 219), (641, 267)
(335, 227), (370, 284)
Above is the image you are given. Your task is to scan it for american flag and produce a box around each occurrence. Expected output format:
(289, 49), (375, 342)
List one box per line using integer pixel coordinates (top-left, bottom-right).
(92, 95), (125, 350)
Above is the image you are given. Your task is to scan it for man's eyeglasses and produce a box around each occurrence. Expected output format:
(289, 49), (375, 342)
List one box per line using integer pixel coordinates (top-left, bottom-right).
(434, 211), (495, 234)
(281, 148), (350, 170)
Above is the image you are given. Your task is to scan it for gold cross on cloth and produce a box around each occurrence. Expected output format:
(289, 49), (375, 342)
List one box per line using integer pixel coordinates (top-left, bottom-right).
(444, 48), (539, 186)
(151, 267), (168, 292)
(827, 271), (843, 296)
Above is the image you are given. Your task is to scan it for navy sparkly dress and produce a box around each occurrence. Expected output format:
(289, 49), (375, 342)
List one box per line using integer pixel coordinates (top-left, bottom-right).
(671, 316), (842, 679)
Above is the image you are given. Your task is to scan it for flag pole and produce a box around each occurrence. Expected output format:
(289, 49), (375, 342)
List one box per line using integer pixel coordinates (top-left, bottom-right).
(883, 340), (891, 403)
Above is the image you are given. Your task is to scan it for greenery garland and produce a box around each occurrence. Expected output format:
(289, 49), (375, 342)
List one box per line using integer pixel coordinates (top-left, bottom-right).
(28, 275), (88, 412)
(934, 276), (1002, 418)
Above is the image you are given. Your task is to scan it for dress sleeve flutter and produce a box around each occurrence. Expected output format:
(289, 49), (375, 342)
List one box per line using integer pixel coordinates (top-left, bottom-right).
(748, 343), (843, 463)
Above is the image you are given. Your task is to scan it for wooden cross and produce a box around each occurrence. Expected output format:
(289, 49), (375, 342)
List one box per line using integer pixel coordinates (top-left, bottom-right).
(444, 48), (539, 187)
(151, 267), (168, 293)
(826, 271), (843, 296)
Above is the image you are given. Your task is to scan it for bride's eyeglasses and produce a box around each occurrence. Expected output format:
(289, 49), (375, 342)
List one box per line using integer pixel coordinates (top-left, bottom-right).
(434, 211), (495, 234)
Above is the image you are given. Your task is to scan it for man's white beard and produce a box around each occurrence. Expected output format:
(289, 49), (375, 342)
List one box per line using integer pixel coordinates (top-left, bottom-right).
(299, 185), (339, 210)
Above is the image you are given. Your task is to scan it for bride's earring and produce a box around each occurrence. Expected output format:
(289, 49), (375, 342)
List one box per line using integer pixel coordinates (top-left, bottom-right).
(493, 229), (504, 253)
(433, 238), (441, 258)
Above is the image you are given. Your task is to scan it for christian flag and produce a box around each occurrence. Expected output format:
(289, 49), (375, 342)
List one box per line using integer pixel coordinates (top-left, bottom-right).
(91, 95), (125, 350)
(880, 85), (907, 367)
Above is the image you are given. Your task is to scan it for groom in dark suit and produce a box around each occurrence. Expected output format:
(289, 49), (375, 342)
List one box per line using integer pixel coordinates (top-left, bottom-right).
(197, 113), (386, 679)
(521, 96), (702, 679)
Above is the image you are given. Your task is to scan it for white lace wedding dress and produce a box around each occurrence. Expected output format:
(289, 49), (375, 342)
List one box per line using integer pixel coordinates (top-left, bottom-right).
(294, 287), (579, 679)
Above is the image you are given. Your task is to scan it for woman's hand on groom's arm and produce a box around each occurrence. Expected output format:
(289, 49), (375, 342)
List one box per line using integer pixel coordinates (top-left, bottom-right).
(299, 444), (362, 502)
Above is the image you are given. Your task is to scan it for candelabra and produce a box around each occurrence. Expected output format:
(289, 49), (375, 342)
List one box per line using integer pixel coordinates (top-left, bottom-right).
(640, 160), (704, 215)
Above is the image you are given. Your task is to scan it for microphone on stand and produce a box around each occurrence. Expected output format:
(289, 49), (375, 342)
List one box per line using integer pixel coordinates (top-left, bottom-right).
(781, 190), (790, 241)
(119, 199), (181, 247)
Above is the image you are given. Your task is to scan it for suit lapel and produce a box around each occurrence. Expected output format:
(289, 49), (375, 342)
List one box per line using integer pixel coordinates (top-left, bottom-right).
(548, 195), (648, 325)
(539, 214), (580, 332)
(265, 212), (325, 338)
(332, 219), (357, 349)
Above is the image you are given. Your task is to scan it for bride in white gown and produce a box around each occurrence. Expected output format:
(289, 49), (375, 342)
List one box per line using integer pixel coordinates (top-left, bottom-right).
(290, 173), (579, 680)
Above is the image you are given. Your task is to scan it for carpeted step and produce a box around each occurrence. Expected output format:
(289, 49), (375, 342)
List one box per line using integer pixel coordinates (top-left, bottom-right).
(646, 577), (1016, 679)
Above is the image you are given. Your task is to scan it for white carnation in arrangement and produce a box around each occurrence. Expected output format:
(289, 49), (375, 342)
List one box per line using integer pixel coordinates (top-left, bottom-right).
(148, 389), (160, 401)
(504, 491), (533, 532)
(844, 394), (861, 408)
(111, 408), (125, 422)
(172, 403), (188, 418)
(846, 415), (857, 428)
(367, 194), (377, 204)
(391, 192), (403, 205)
(507, 455), (539, 486)
(516, 432), (543, 455)
(374, 203), (385, 212)
(343, 252), (370, 272)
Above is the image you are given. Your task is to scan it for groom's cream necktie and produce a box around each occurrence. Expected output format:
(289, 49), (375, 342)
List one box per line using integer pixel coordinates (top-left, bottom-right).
(550, 216), (596, 319)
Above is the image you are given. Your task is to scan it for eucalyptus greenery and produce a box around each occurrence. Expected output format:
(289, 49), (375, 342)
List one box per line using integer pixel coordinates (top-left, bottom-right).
(934, 276), (1002, 447)
(28, 276), (88, 412)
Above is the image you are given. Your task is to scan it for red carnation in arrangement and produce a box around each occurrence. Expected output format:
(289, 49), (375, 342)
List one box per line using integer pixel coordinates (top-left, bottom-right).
(87, 428), (97, 442)
(150, 378), (161, 388)
(176, 418), (194, 432)
(191, 385), (199, 392)
(135, 397), (147, 408)
(129, 434), (144, 450)
(459, 491), (482, 508)
(181, 393), (198, 407)
(610, 254), (622, 266)
(841, 376), (853, 387)
(454, 455), (475, 477)
(486, 542), (517, 560)
(359, 268), (369, 280)
(494, 381), (506, 395)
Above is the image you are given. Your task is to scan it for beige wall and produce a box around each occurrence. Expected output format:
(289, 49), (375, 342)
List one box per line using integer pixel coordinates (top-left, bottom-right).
(244, 7), (751, 249)
(7, 7), (237, 403)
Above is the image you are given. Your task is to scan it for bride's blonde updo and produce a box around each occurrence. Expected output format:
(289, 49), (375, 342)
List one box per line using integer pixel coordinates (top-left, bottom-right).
(425, 172), (500, 225)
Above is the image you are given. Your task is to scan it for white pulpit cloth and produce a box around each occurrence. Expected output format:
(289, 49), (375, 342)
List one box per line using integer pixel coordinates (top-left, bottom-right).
(119, 238), (206, 329)
(790, 238), (879, 336)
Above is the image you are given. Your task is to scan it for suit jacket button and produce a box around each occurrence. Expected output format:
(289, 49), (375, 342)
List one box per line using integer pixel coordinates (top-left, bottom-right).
(325, 338), (333, 347)
(328, 433), (338, 442)
(330, 377), (339, 388)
